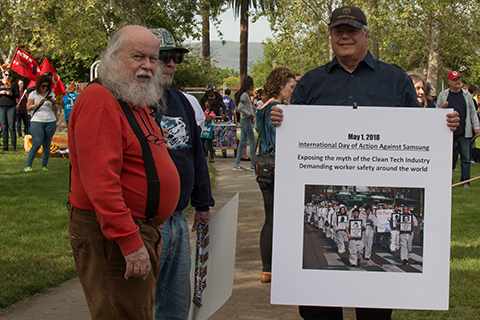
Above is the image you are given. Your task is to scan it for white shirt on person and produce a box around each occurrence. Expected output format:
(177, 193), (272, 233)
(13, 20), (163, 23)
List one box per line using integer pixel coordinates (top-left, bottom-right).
(28, 90), (56, 123)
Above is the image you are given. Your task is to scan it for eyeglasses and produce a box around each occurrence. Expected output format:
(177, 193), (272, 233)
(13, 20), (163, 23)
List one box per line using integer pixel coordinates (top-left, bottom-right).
(450, 78), (461, 82)
(159, 51), (184, 64)
(42, 85), (50, 88)
(134, 108), (164, 145)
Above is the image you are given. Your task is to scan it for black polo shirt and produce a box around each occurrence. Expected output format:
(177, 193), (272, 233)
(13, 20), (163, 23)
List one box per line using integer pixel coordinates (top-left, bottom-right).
(291, 51), (420, 108)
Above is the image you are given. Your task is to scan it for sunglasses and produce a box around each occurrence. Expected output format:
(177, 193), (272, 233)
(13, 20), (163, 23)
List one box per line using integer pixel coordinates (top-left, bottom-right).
(42, 85), (50, 88)
(4, 73), (9, 76)
(159, 51), (184, 64)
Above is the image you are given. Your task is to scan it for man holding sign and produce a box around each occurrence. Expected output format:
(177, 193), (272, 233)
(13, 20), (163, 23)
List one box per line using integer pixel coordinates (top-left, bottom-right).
(271, 5), (460, 320)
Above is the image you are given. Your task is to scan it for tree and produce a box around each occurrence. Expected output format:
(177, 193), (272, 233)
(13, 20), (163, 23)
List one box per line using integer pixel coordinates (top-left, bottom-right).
(228, 0), (268, 83)
(254, 0), (480, 92)
(1, 0), (201, 83)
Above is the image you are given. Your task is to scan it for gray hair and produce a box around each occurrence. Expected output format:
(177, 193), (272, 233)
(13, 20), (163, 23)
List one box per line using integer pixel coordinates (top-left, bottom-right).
(97, 27), (164, 107)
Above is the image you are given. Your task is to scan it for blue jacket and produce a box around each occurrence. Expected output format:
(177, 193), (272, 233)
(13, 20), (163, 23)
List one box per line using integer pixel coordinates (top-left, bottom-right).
(158, 88), (215, 212)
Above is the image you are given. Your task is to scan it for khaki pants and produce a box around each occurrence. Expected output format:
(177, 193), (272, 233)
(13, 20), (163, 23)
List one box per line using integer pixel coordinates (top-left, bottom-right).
(68, 206), (161, 320)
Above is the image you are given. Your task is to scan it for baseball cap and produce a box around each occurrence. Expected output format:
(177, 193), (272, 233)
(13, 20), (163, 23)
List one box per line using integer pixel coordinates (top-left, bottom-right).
(448, 71), (461, 80)
(329, 6), (368, 30)
(205, 83), (214, 92)
(149, 28), (190, 53)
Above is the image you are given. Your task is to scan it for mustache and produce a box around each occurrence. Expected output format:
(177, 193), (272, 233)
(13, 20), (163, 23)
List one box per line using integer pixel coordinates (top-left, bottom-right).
(135, 70), (153, 78)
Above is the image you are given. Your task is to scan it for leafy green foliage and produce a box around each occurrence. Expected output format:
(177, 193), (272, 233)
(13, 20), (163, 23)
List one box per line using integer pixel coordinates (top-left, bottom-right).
(252, 0), (480, 91)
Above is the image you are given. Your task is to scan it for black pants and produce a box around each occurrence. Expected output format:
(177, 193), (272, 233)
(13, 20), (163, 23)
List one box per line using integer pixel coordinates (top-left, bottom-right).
(299, 306), (392, 320)
(258, 179), (274, 272)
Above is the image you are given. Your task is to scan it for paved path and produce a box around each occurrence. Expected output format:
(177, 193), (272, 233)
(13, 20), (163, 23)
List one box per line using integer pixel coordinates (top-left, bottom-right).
(0, 152), (355, 320)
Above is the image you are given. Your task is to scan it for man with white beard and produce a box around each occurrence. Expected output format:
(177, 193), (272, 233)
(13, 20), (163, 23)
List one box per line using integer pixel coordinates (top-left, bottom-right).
(68, 25), (180, 320)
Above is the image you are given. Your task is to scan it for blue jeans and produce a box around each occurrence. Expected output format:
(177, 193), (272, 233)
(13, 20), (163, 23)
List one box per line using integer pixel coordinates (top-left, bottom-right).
(26, 121), (57, 168)
(453, 135), (471, 183)
(235, 117), (255, 167)
(16, 112), (30, 137)
(0, 105), (16, 145)
(155, 210), (191, 320)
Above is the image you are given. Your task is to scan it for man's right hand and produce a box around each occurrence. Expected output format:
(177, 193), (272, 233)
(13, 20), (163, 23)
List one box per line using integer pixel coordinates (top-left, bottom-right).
(270, 105), (284, 127)
(124, 245), (151, 280)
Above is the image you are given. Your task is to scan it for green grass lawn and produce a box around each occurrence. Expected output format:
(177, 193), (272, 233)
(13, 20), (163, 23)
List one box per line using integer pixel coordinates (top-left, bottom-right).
(1, 138), (480, 318)
(0, 139), (75, 308)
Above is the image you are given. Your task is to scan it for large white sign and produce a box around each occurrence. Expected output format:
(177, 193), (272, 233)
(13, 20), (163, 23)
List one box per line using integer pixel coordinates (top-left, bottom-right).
(271, 106), (452, 310)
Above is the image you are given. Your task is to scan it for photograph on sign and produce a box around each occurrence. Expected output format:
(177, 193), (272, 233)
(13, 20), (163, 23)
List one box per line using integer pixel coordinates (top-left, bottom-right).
(303, 184), (424, 273)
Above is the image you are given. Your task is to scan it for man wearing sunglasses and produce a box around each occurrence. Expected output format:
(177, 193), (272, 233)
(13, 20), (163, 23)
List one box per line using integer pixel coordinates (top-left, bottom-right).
(149, 28), (215, 320)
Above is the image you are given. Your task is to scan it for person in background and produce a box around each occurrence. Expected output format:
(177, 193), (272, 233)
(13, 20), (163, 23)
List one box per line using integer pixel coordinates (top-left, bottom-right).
(0, 68), (19, 151)
(255, 88), (264, 109)
(255, 66), (296, 283)
(222, 88), (236, 122)
(16, 79), (29, 138)
(61, 83), (78, 126)
(424, 80), (436, 108)
(437, 71), (480, 188)
(233, 76), (255, 171)
(24, 74), (57, 172)
(468, 85), (480, 163)
(202, 99), (219, 163)
(408, 73), (427, 108)
(200, 83), (226, 115)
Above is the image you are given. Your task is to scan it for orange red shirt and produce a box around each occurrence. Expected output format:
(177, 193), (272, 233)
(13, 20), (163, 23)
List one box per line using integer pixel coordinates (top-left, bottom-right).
(68, 83), (180, 255)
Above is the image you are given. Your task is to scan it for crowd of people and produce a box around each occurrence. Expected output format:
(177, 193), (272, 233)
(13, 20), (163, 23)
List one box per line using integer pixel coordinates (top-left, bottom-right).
(0, 68), (78, 171)
(304, 201), (420, 267)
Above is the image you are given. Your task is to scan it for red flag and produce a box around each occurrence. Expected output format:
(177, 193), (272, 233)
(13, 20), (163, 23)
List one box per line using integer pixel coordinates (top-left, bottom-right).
(9, 46), (40, 81)
(38, 58), (66, 95)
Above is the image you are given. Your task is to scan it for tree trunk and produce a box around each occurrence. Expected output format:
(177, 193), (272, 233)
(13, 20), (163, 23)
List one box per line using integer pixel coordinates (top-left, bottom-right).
(426, 12), (441, 94)
(202, 4), (211, 62)
(239, 0), (249, 83)
(370, 0), (379, 60)
(327, 2), (334, 60)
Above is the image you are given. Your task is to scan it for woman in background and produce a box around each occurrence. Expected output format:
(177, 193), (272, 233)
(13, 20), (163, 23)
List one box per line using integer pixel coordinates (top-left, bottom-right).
(255, 67), (296, 283)
(408, 73), (428, 108)
(233, 76), (255, 171)
(0, 68), (19, 151)
(24, 74), (57, 172)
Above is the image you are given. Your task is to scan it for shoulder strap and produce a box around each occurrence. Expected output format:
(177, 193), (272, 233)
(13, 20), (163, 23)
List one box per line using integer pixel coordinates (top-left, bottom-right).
(255, 103), (269, 153)
(118, 100), (160, 220)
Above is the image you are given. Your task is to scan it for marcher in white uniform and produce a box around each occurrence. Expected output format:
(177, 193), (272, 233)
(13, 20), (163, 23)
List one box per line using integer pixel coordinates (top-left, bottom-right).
(325, 203), (333, 239)
(376, 204), (389, 248)
(346, 208), (366, 267)
(399, 205), (418, 265)
(389, 205), (401, 253)
(328, 203), (338, 241)
(363, 206), (377, 260)
(334, 205), (349, 254)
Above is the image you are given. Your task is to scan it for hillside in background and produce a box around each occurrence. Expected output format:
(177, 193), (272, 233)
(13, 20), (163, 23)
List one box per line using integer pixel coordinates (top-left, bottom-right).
(189, 40), (264, 72)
